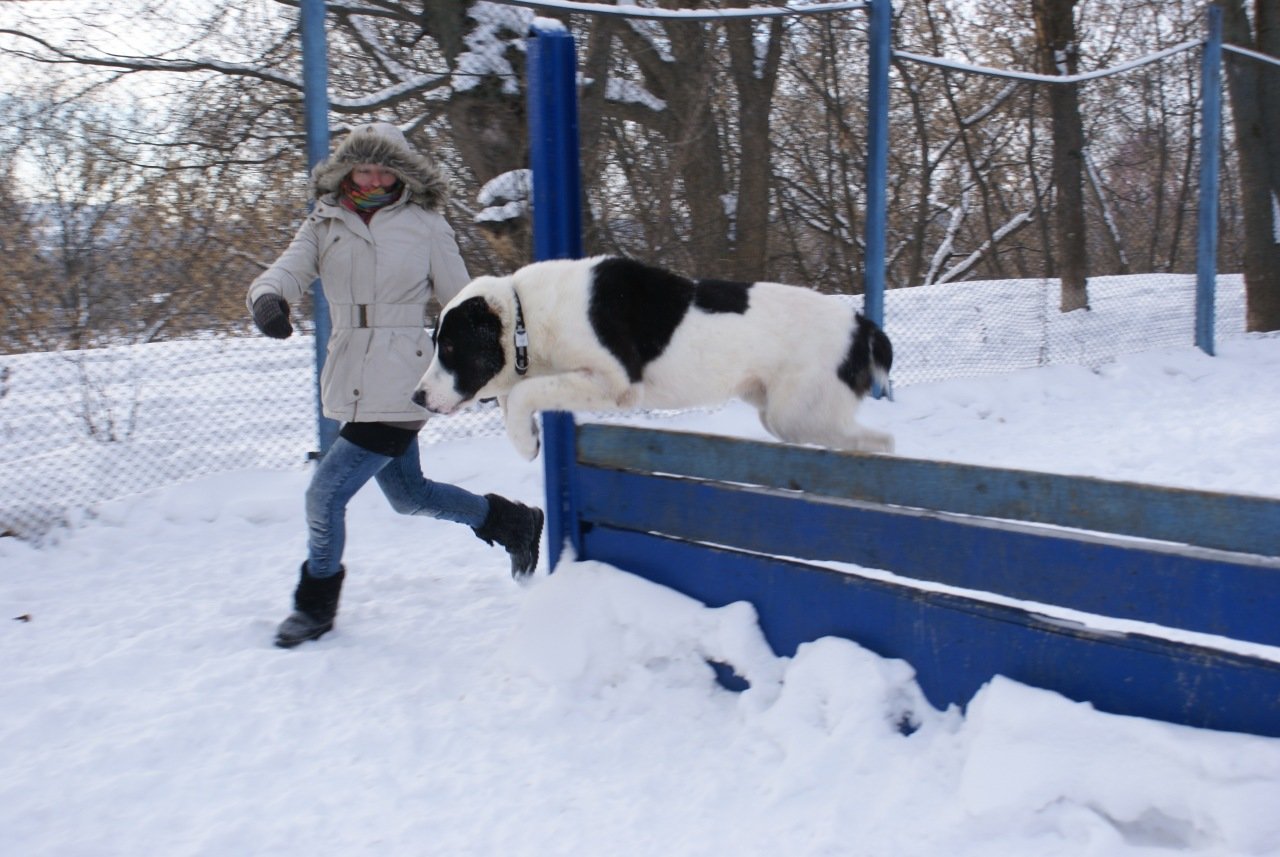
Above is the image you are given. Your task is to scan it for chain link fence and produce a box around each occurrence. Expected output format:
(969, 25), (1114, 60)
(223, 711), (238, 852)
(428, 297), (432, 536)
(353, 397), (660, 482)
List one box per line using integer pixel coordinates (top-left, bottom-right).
(871, 27), (1228, 388)
(883, 274), (1248, 388)
(0, 335), (502, 540)
(1, 271), (1252, 541)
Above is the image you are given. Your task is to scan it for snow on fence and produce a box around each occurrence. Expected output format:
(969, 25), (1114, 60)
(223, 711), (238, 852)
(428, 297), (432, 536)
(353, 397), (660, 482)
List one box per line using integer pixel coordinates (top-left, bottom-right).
(542, 412), (1280, 739)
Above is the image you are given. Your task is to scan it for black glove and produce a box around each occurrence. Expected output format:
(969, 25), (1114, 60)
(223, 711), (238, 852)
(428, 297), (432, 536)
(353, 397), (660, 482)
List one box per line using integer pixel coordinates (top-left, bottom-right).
(252, 294), (293, 339)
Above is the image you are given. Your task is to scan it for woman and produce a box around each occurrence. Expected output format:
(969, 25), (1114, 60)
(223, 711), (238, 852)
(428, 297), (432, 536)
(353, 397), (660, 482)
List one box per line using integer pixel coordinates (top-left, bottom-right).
(248, 123), (543, 648)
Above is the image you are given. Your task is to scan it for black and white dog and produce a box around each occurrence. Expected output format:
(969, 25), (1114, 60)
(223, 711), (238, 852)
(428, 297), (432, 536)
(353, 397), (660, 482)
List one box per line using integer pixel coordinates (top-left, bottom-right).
(412, 256), (893, 460)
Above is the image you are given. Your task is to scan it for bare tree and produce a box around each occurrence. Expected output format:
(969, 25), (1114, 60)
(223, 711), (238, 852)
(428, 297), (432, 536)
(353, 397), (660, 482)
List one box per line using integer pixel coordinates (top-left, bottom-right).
(0, 157), (57, 352)
(723, 11), (785, 278)
(16, 106), (140, 350)
(0, 90), (304, 352)
(1218, 0), (1280, 332)
(770, 13), (868, 291)
(1033, 0), (1089, 311)
(0, 0), (1257, 331)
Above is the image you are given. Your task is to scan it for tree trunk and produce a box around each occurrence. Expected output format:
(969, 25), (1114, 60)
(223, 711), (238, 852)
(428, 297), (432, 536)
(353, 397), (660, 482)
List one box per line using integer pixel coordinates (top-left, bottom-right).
(668, 24), (734, 272)
(725, 13), (784, 281)
(446, 80), (530, 268)
(1219, 0), (1280, 332)
(430, 1), (532, 269)
(1034, 0), (1090, 311)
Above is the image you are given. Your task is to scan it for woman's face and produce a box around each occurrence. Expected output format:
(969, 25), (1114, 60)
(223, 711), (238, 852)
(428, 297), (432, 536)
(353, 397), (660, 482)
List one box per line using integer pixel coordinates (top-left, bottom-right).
(350, 163), (398, 191)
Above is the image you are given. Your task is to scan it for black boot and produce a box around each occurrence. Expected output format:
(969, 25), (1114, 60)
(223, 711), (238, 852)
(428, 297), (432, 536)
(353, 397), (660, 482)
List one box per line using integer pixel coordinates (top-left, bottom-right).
(275, 563), (345, 648)
(473, 494), (545, 580)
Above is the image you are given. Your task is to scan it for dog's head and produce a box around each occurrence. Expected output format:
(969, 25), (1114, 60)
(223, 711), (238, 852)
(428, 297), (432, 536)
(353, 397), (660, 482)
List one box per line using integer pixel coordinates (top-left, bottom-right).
(413, 276), (513, 414)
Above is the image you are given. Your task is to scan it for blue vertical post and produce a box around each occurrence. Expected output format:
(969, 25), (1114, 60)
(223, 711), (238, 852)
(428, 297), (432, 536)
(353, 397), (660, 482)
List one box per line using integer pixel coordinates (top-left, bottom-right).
(1195, 5), (1223, 356)
(527, 21), (584, 262)
(527, 21), (585, 570)
(300, 0), (339, 453)
(864, 0), (891, 394)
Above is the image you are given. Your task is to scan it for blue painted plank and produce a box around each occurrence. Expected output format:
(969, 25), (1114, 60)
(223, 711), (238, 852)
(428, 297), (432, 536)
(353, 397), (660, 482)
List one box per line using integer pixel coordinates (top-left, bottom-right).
(575, 424), (1280, 558)
(581, 525), (1280, 739)
(574, 467), (1280, 647)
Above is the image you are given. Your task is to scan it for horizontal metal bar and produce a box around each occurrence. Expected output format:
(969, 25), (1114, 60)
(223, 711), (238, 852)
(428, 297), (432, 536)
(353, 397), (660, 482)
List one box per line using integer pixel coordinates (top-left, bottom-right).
(894, 39), (1202, 84)
(1223, 42), (1280, 69)
(492, 0), (869, 21)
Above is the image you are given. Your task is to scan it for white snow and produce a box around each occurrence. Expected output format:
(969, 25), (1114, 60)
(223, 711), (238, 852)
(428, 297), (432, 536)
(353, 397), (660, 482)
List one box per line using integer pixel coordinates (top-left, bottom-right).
(3, 332), (1280, 855)
(454, 2), (535, 95)
(475, 169), (533, 224)
(604, 76), (668, 111)
(530, 16), (567, 33)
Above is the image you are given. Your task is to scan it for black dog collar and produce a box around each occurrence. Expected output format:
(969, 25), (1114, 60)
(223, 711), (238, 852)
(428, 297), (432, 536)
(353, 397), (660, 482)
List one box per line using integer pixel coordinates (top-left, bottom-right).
(513, 289), (529, 376)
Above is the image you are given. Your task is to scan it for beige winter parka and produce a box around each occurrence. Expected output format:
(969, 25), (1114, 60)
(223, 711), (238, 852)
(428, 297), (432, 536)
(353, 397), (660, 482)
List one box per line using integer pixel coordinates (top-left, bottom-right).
(247, 123), (470, 423)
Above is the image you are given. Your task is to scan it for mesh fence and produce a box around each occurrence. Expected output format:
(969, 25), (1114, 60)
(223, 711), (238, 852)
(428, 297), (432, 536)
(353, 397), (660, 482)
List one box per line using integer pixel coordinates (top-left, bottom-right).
(866, 28), (1220, 384)
(1, 272), (1251, 541)
(881, 274), (1247, 387)
(0, 336), (505, 540)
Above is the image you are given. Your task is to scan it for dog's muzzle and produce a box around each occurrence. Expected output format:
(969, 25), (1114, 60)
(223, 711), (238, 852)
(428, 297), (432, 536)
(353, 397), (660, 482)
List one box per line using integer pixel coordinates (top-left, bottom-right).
(411, 390), (428, 409)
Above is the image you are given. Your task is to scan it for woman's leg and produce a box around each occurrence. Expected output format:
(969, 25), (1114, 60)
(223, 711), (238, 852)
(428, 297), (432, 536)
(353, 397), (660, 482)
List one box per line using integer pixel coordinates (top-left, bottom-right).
(376, 439), (544, 579)
(305, 436), (394, 575)
(373, 440), (489, 527)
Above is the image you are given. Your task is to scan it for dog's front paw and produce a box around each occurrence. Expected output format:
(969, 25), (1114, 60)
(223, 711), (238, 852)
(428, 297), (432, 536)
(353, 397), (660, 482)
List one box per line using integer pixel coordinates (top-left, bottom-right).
(507, 415), (542, 461)
(860, 430), (895, 455)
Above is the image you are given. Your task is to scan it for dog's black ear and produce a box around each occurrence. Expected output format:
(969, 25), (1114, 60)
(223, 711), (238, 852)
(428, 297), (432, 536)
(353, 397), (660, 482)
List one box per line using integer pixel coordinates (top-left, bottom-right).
(487, 297), (507, 326)
(434, 295), (507, 401)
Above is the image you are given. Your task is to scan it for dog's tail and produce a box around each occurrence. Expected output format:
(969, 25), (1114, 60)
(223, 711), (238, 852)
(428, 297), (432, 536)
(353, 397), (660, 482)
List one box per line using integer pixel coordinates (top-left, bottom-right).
(844, 313), (893, 399)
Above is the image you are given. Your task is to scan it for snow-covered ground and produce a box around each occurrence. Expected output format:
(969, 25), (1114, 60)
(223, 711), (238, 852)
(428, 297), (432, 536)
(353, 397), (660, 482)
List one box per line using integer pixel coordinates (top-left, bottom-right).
(3, 330), (1279, 857)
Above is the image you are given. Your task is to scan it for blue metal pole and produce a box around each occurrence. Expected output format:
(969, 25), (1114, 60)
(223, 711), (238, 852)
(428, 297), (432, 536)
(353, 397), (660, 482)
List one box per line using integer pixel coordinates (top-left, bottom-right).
(1195, 5), (1222, 356)
(299, 0), (339, 453)
(527, 22), (584, 261)
(864, 0), (890, 328)
(865, 0), (891, 396)
(528, 21), (585, 571)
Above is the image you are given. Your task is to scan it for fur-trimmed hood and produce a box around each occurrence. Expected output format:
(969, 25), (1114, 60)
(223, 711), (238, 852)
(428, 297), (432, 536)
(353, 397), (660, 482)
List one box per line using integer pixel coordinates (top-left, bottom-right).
(312, 123), (450, 211)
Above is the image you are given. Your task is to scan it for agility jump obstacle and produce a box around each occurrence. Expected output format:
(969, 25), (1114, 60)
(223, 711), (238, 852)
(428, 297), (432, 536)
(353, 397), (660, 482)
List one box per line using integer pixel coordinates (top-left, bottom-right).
(541, 412), (1280, 739)
(522, 14), (1279, 739)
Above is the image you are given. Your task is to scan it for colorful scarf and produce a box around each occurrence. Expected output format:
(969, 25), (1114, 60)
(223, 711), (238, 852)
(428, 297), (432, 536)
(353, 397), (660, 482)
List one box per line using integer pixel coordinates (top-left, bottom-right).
(339, 175), (404, 222)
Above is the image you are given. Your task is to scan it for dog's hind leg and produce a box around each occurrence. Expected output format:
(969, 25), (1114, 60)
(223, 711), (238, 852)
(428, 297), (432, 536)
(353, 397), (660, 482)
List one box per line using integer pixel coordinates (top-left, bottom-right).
(758, 385), (894, 454)
(753, 383), (825, 446)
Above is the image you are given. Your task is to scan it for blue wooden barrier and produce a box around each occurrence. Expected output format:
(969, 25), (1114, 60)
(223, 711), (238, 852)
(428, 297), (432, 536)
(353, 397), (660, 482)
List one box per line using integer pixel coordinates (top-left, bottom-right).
(542, 415), (1280, 738)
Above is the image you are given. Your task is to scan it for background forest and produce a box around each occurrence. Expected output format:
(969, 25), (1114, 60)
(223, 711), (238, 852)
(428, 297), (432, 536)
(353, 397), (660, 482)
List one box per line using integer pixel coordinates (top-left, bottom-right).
(1, 0), (1277, 356)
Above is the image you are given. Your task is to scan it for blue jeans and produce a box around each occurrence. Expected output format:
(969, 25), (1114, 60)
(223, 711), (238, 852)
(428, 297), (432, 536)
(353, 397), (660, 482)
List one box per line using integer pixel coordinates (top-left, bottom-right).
(305, 436), (489, 576)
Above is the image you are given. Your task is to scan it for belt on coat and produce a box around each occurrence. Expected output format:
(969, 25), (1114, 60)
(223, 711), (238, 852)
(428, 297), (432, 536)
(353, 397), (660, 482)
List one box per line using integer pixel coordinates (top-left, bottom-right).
(329, 303), (427, 329)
